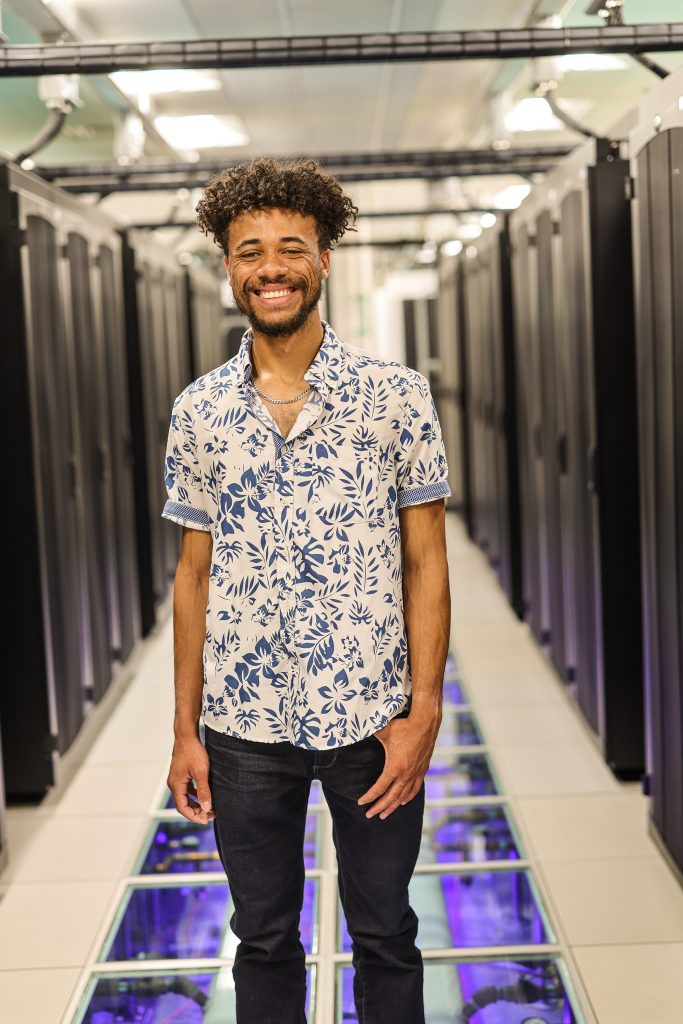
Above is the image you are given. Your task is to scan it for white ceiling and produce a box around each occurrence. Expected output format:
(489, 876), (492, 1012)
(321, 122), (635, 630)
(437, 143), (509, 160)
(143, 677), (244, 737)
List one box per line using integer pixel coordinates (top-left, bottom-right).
(3, 0), (682, 255)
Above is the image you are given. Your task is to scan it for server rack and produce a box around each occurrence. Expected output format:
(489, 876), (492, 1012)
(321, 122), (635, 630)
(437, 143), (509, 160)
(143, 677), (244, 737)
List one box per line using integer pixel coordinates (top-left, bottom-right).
(121, 230), (192, 635)
(555, 138), (643, 774)
(186, 262), (224, 379)
(630, 74), (683, 874)
(437, 256), (471, 527)
(460, 222), (523, 616)
(510, 137), (644, 775)
(0, 164), (140, 797)
(509, 206), (550, 644)
(0, 731), (6, 872)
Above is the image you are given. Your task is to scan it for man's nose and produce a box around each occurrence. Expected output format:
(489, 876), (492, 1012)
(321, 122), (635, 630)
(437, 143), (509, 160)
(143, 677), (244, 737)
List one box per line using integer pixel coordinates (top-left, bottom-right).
(257, 251), (289, 278)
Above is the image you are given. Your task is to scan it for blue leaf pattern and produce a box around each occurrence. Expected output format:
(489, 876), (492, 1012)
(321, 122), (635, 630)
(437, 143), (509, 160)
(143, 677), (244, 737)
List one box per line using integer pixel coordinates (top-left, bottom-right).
(162, 322), (451, 748)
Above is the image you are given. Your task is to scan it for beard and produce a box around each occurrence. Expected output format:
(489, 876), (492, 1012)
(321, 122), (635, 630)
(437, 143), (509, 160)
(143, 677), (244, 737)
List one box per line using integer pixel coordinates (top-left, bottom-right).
(233, 271), (324, 337)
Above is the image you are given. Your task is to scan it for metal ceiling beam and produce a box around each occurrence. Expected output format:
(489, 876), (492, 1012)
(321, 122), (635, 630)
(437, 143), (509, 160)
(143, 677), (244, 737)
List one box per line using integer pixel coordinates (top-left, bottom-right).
(36, 145), (573, 181)
(1, 24), (682, 77)
(58, 163), (549, 194)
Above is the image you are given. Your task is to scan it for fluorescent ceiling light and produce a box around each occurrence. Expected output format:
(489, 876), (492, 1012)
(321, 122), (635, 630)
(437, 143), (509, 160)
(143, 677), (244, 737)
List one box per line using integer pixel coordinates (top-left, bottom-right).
(493, 184), (531, 210)
(441, 240), (463, 257)
(458, 223), (482, 240)
(557, 53), (627, 72)
(154, 115), (249, 149)
(480, 213), (497, 228)
(111, 70), (222, 95)
(505, 97), (563, 133)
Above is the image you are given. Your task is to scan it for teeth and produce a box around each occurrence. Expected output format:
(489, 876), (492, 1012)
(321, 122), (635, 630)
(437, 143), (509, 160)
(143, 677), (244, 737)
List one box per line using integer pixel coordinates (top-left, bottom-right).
(258, 288), (294, 298)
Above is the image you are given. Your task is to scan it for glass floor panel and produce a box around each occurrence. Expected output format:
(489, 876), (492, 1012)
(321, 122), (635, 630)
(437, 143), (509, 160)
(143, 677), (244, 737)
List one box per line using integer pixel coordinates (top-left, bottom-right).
(337, 956), (582, 1023)
(436, 710), (483, 747)
(339, 870), (549, 952)
(425, 752), (499, 800)
(138, 811), (323, 874)
(420, 804), (521, 865)
(442, 678), (468, 706)
(100, 879), (319, 962)
(75, 965), (316, 1023)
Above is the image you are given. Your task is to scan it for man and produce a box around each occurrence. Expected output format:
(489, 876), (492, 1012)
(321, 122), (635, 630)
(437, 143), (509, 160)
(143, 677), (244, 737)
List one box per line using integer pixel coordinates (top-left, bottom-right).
(164, 157), (451, 1024)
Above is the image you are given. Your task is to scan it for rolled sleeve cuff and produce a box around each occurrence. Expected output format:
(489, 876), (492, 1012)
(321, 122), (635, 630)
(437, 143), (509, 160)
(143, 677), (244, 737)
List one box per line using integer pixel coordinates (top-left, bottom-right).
(162, 500), (212, 531)
(397, 479), (451, 509)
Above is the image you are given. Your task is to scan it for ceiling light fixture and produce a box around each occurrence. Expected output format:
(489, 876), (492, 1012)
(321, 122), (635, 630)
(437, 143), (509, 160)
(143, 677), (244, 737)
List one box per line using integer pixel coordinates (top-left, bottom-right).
(557, 53), (627, 72)
(504, 97), (563, 133)
(493, 184), (532, 210)
(153, 115), (249, 150)
(111, 70), (222, 95)
(441, 240), (463, 257)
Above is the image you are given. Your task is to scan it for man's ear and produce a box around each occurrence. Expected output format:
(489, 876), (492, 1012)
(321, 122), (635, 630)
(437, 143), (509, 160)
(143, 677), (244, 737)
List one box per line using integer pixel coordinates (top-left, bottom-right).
(321, 249), (331, 278)
(223, 254), (231, 281)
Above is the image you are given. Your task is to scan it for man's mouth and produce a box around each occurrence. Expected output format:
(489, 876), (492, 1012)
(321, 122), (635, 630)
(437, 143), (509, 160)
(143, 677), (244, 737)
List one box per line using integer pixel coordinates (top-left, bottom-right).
(252, 285), (298, 305)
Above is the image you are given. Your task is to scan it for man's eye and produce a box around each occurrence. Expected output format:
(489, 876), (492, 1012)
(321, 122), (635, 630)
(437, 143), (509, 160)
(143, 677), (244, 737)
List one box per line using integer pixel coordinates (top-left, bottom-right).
(283, 249), (304, 255)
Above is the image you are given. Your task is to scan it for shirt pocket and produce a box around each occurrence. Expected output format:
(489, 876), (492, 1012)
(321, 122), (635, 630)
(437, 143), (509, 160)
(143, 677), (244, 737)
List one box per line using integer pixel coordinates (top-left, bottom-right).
(318, 452), (382, 523)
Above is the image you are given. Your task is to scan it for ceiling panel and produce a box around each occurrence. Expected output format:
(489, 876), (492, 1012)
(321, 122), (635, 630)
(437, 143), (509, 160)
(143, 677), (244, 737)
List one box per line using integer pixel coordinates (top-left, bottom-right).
(74, 0), (198, 41)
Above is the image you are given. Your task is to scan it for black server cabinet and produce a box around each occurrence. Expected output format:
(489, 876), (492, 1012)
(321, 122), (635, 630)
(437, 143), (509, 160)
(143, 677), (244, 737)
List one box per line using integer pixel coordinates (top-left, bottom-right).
(65, 233), (116, 703)
(121, 231), (193, 633)
(98, 244), (141, 663)
(510, 215), (549, 643)
(0, 732), (6, 871)
(0, 165), (140, 797)
(455, 223), (523, 617)
(554, 140), (643, 774)
(186, 263), (223, 380)
(631, 119), (683, 872)
(437, 258), (472, 529)
(536, 211), (567, 679)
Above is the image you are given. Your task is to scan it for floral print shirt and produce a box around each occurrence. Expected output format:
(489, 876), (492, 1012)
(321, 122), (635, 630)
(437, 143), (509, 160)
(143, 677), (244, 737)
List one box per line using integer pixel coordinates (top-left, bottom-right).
(162, 321), (451, 748)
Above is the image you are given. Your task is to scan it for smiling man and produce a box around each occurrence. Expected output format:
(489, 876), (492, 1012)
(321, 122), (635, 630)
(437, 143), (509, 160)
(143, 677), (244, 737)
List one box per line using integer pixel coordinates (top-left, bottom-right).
(163, 158), (451, 1024)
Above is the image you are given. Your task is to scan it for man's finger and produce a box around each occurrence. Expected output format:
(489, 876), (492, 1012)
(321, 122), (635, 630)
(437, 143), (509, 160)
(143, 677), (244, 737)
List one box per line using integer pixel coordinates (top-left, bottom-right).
(363, 778), (411, 818)
(357, 768), (399, 806)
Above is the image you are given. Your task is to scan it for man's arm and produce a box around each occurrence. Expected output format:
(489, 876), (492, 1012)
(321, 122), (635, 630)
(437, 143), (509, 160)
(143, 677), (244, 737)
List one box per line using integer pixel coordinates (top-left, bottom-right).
(401, 497), (450, 726)
(358, 497), (450, 819)
(167, 526), (215, 824)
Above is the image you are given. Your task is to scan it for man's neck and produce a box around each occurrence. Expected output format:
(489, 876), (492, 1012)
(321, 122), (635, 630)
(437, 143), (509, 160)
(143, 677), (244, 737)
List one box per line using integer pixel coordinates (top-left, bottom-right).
(250, 312), (325, 388)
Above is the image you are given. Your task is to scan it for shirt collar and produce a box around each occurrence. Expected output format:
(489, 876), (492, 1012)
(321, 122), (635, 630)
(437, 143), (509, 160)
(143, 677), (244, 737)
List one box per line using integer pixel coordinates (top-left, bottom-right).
(235, 320), (345, 400)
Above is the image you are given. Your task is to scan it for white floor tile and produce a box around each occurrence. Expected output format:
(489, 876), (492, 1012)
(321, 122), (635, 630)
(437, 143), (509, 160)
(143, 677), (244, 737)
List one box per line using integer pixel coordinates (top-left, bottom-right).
(0, 881), (118, 968)
(516, 791), (654, 862)
(462, 668), (566, 707)
(0, 967), (80, 1024)
(52, 760), (167, 817)
(492, 741), (620, 797)
(1, 815), (143, 883)
(572, 943), (683, 1024)
(481, 703), (595, 747)
(542, 856), (683, 945)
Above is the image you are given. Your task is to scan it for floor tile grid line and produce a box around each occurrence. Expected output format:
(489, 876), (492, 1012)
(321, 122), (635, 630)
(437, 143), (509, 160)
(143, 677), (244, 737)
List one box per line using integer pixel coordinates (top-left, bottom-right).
(449, 643), (601, 1024)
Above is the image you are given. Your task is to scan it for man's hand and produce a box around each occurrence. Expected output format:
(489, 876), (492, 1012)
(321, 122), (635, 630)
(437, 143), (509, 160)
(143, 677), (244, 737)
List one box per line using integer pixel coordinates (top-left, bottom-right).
(357, 711), (441, 820)
(167, 735), (216, 825)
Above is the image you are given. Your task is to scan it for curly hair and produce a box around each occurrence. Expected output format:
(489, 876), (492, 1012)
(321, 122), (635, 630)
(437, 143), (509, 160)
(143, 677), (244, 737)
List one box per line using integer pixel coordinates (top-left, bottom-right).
(195, 157), (358, 254)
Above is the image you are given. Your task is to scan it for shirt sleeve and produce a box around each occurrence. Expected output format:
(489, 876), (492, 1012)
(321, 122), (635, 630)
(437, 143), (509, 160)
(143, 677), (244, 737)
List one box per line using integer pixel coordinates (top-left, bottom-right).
(161, 390), (213, 531)
(395, 372), (452, 509)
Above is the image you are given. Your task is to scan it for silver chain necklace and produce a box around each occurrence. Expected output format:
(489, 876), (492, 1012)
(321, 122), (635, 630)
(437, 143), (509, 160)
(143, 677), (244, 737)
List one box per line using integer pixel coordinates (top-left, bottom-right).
(251, 381), (314, 405)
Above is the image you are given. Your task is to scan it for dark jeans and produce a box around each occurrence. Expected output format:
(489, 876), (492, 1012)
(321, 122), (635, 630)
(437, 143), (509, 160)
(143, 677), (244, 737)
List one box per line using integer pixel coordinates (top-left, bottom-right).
(204, 709), (425, 1024)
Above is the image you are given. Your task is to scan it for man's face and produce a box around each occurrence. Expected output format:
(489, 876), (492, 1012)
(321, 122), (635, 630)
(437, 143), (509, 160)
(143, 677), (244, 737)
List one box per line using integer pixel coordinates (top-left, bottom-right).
(224, 207), (330, 337)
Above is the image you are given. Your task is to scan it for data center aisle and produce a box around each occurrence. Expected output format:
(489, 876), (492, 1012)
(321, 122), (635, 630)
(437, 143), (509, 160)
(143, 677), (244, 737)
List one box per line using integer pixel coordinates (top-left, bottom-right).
(1, 516), (683, 1023)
